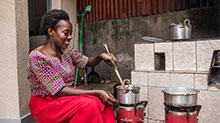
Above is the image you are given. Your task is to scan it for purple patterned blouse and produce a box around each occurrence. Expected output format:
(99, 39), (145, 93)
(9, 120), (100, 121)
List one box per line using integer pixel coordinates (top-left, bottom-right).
(28, 48), (88, 97)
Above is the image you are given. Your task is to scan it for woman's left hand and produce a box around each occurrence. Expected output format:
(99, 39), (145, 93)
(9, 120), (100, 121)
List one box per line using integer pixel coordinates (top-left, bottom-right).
(100, 53), (117, 67)
(93, 90), (118, 106)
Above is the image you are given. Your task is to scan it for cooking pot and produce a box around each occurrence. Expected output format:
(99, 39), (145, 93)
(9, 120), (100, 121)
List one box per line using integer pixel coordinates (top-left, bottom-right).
(169, 19), (191, 40)
(162, 87), (199, 107)
(116, 84), (140, 105)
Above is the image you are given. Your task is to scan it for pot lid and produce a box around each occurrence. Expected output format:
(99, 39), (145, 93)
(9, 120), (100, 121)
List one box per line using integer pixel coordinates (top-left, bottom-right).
(117, 84), (140, 90)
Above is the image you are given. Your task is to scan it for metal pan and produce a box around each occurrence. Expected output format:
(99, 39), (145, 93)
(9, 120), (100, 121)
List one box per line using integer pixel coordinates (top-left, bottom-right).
(162, 87), (199, 107)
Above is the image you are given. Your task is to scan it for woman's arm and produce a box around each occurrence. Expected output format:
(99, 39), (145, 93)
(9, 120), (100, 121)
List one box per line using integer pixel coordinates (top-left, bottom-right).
(57, 86), (97, 96)
(86, 52), (117, 67)
(57, 86), (118, 105)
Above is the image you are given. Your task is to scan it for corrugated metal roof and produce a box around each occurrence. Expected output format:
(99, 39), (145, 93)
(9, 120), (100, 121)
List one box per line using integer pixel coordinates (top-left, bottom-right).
(77, 0), (219, 22)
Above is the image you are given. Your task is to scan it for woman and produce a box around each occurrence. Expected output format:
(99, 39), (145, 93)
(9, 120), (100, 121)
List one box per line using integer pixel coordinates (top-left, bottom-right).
(28, 9), (118, 123)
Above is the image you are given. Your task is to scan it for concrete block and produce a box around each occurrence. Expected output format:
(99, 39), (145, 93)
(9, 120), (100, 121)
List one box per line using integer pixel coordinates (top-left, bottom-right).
(197, 40), (220, 71)
(173, 42), (196, 71)
(170, 73), (194, 88)
(140, 86), (149, 102)
(149, 72), (170, 87)
(195, 73), (208, 90)
(139, 86), (149, 119)
(197, 90), (220, 123)
(134, 44), (154, 71)
(131, 71), (149, 86)
(148, 120), (162, 123)
(208, 86), (220, 91)
(143, 106), (149, 123)
(155, 42), (173, 70)
(148, 87), (165, 121)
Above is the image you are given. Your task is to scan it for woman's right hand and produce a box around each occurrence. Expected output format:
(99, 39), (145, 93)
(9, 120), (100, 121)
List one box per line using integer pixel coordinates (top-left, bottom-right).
(94, 90), (118, 106)
(100, 53), (117, 68)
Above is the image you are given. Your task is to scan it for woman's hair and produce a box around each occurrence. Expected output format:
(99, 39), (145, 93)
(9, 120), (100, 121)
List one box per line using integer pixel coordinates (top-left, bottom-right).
(40, 9), (70, 35)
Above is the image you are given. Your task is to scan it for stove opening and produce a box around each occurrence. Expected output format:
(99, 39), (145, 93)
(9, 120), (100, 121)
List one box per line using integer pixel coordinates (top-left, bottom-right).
(208, 50), (220, 89)
(154, 52), (165, 70)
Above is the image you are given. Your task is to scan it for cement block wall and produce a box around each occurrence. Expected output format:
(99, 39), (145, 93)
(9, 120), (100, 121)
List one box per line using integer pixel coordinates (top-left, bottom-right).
(132, 39), (220, 123)
(84, 6), (220, 82)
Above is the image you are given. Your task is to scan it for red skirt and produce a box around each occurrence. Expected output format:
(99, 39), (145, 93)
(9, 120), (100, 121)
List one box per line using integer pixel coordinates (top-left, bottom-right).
(29, 95), (116, 123)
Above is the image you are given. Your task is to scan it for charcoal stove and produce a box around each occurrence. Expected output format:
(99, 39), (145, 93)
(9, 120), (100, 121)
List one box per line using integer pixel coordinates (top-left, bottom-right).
(117, 101), (148, 123)
(164, 105), (201, 123)
(162, 87), (201, 123)
(115, 81), (148, 123)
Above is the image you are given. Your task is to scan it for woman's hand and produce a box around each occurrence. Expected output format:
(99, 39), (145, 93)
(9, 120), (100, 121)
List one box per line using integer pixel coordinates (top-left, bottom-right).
(86, 52), (117, 67)
(100, 53), (117, 68)
(94, 90), (118, 106)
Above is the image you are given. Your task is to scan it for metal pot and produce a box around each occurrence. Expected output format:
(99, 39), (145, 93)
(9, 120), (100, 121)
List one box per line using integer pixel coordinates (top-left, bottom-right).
(169, 19), (191, 40)
(169, 22), (185, 40)
(116, 84), (140, 105)
(162, 87), (199, 107)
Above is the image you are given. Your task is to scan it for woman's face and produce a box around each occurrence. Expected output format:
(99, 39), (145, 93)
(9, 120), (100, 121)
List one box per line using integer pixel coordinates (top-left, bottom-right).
(50, 20), (73, 50)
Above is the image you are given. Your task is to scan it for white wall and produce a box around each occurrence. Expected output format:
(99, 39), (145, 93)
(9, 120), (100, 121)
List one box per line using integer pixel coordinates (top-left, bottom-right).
(0, 0), (20, 119)
(15, 0), (30, 117)
(0, 0), (30, 120)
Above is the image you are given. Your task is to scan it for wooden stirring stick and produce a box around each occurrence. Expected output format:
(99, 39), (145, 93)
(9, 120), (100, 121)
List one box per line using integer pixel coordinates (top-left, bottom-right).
(104, 44), (125, 88)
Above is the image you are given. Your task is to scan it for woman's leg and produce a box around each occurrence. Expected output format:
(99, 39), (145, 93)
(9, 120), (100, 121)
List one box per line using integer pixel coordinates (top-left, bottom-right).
(102, 106), (116, 123)
(68, 95), (104, 123)
(30, 95), (115, 123)
(79, 95), (116, 123)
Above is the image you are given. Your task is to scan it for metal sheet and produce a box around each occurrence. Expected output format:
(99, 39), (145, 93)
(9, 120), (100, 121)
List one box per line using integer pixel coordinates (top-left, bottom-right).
(77, 0), (216, 22)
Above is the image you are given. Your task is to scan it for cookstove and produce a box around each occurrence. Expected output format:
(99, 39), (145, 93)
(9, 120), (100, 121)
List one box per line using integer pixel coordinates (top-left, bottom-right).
(162, 87), (201, 123)
(164, 105), (201, 123)
(117, 101), (148, 123)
